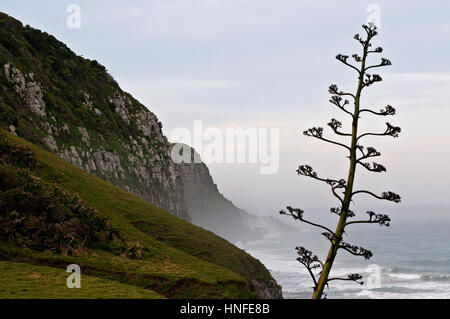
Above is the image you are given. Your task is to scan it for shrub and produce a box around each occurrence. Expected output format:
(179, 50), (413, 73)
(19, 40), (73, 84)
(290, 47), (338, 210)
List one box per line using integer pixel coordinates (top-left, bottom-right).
(0, 133), (120, 255)
(0, 133), (37, 169)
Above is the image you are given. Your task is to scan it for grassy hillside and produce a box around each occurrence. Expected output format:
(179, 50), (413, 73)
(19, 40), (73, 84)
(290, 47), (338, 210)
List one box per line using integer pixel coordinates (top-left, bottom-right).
(0, 261), (164, 299)
(0, 131), (280, 298)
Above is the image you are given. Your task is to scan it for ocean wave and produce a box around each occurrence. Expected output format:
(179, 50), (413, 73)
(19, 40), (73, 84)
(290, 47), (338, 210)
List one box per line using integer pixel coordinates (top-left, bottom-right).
(421, 274), (450, 282)
(388, 266), (415, 274)
(388, 273), (421, 281)
(385, 267), (450, 282)
(352, 287), (447, 299)
(413, 259), (450, 266)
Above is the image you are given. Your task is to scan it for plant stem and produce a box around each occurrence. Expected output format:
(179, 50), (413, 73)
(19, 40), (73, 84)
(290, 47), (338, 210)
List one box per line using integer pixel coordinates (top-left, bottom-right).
(311, 35), (370, 299)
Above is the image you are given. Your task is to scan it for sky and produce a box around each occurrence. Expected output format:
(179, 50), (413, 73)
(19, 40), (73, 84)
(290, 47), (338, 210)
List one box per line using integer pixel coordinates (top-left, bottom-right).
(2, 1), (450, 218)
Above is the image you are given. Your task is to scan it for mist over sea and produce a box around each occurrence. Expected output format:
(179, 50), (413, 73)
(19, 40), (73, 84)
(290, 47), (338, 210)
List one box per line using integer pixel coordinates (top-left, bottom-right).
(236, 214), (450, 299)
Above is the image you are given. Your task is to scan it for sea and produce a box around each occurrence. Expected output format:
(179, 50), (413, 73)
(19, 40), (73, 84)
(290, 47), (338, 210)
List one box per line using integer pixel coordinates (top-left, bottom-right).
(236, 219), (450, 299)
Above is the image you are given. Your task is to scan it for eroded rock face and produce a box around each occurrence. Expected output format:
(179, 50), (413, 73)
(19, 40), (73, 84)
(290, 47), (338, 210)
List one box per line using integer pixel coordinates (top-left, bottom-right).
(55, 98), (189, 220)
(4, 63), (46, 117)
(8, 125), (17, 136)
(250, 278), (283, 299)
(3, 63), (189, 221)
(43, 135), (58, 152)
(78, 127), (90, 144)
(109, 92), (132, 125)
(177, 145), (263, 241)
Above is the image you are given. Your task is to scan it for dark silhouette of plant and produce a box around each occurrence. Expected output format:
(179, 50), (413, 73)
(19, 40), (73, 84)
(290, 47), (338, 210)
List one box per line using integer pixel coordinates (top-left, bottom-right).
(279, 25), (401, 299)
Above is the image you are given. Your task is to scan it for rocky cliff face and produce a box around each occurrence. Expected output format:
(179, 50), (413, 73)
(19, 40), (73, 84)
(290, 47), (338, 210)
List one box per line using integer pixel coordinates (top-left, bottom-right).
(0, 13), (189, 220)
(0, 12), (282, 298)
(177, 145), (266, 242)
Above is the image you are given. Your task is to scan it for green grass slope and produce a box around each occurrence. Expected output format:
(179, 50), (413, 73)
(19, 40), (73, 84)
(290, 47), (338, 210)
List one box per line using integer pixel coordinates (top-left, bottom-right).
(0, 131), (280, 298)
(0, 261), (164, 299)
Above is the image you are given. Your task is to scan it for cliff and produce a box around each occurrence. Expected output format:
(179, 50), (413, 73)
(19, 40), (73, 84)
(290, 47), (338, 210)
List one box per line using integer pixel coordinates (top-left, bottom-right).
(177, 145), (266, 242)
(0, 12), (282, 298)
(0, 12), (188, 220)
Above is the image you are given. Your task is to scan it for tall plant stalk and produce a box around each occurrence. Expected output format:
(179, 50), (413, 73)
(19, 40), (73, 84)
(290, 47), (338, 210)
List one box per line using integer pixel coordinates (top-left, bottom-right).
(280, 24), (401, 299)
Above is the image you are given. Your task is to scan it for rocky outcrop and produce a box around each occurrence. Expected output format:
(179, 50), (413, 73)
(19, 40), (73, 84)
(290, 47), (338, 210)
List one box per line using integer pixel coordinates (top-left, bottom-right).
(2, 61), (189, 221)
(0, 17), (190, 220)
(251, 278), (283, 299)
(109, 92), (132, 125)
(4, 63), (46, 117)
(59, 93), (189, 221)
(177, 145), (265, 241)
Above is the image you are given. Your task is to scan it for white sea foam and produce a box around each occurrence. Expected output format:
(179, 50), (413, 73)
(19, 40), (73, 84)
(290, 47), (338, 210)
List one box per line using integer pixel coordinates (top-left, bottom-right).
(242, 245), (450, 299)
(388, 273), (422, 280)
(238, 220), (450, 299)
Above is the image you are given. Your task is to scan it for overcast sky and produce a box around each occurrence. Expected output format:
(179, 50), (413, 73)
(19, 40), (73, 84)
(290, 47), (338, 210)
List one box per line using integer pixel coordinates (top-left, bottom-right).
(2, 1), (450, 218)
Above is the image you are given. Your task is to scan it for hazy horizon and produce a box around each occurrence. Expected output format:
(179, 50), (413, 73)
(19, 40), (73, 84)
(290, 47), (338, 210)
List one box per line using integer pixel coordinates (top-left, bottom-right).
(3, 1), (450, 220)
